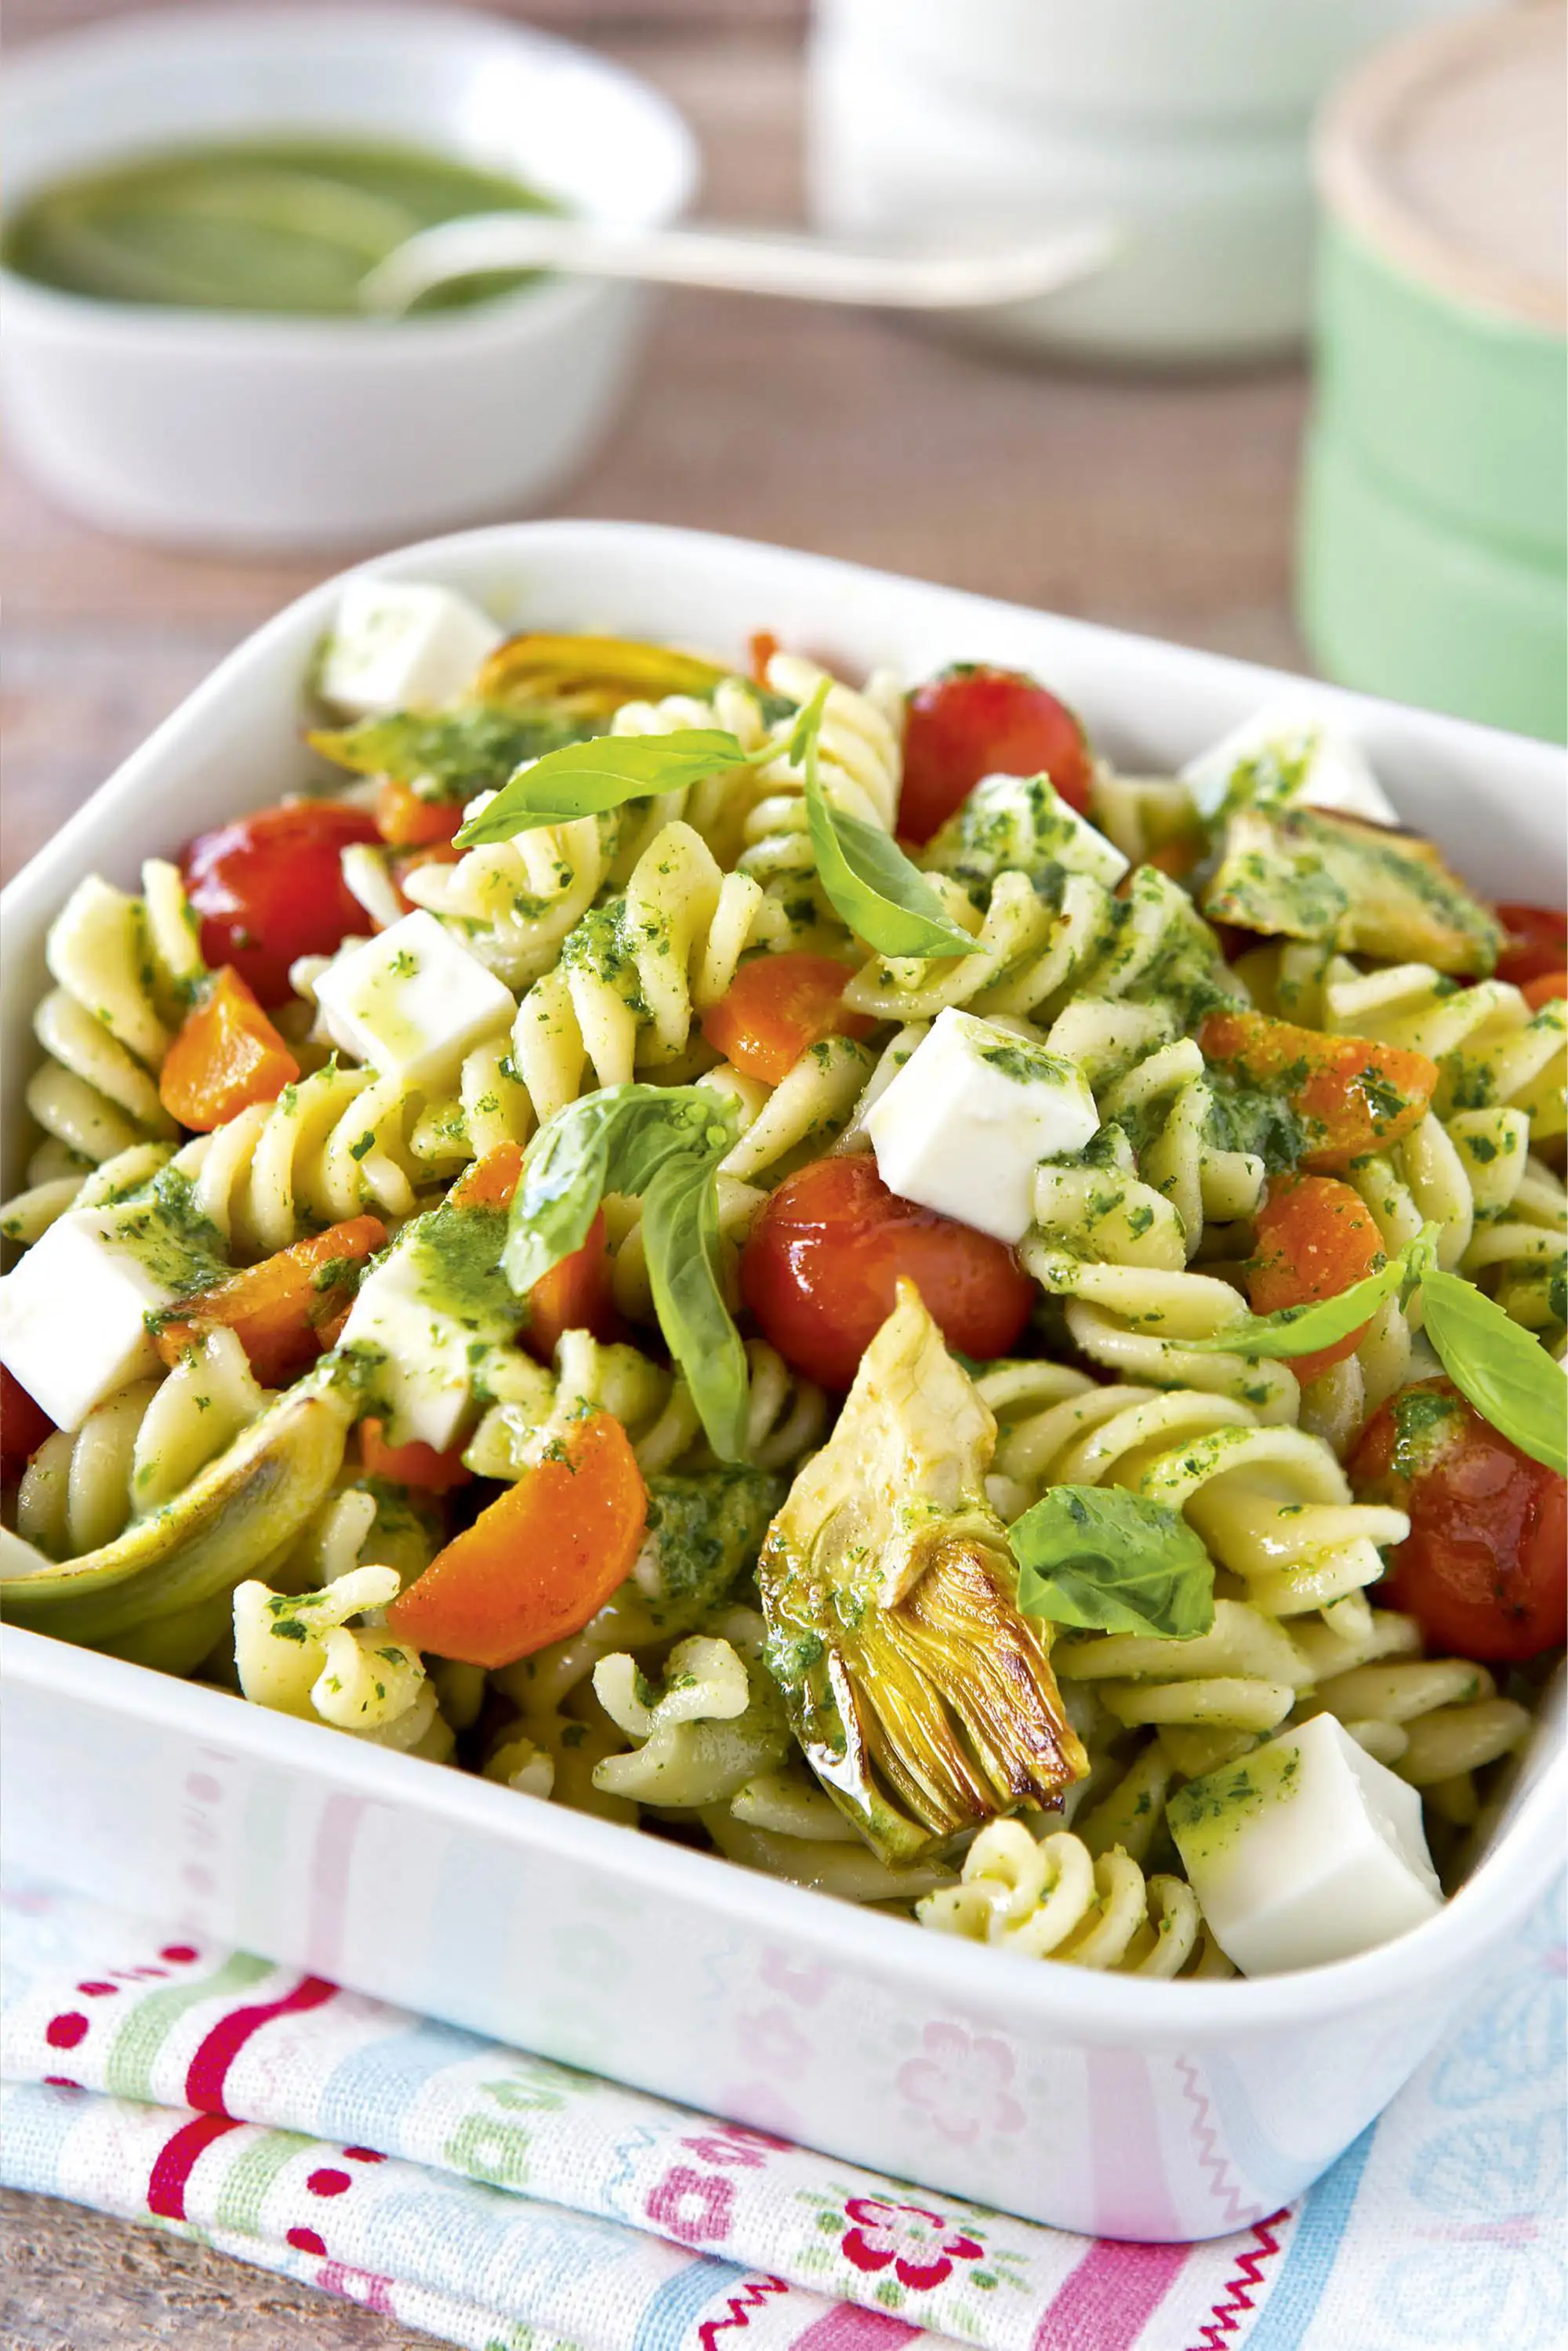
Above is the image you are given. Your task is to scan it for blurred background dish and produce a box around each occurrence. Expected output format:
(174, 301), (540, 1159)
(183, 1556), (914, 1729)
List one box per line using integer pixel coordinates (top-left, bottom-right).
(0, 4), (697, 550)
(1301, 0), (1567, 740)
(808, 0), (1479, 364)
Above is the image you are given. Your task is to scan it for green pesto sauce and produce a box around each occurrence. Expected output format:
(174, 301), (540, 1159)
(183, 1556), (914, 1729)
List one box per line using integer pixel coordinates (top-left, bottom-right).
(4, 137), (560, 317)
(641, 1468), (784, 1631)
(405, 1202), (521, 1340)
(310, 705), (591, 803)
(1203, 1068), (1312, 1174)
(1168, 1738), (1302, 1867)
(977, 1036), (1073, 1087)
(114, 1166), (229, 1301)
(1390, 1384), (1465, 1481)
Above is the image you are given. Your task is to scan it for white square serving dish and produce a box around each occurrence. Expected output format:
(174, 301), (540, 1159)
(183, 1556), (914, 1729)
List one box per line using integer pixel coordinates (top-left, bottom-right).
(3, 521), (1563, 2242)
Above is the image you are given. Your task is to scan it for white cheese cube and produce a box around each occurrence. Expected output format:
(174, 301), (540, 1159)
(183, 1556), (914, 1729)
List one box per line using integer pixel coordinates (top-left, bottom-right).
(866, 1007), (1099, 1243)
(312, 912), (515, 1092)
(318, 580), (503, 718)
(0, 1205), (179, 1431)
(338, 1250), (480, 1454)
(1181, 701), (1400, 827)
(1169, 1711), (1442, 1977)
(968, 771), (1129, 888)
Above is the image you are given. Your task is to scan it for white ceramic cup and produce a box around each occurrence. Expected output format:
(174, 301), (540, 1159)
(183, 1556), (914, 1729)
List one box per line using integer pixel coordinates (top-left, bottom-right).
(808, 0), (1477, 362)
(0, 5), (699, 551)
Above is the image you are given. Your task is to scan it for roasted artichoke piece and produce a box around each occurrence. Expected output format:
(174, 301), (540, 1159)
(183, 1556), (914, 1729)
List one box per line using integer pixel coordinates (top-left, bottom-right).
(1200, 804), (1502, 976)
(757, 1284), (1087, 1864)
(474, 633), (730, 722)
(0, 1371), (356, 1673)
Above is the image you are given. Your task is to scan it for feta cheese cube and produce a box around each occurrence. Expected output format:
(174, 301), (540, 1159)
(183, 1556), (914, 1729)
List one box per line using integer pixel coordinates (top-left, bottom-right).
(312, 912), (515, 1092)
(1181, 701), (1400, 827)
(318, 580), (503, 718)
(1168, 1711), (1442, 1976)
(0, 1205), (178, 1431)
(338, 1250), (481, 1454)
(939, 771), (1129, 891)
(866, 1007), (1099, 1243)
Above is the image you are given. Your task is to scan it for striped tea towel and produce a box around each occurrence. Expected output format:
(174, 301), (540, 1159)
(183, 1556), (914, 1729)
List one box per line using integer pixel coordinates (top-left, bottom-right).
(1, 1875), (1561, 2351)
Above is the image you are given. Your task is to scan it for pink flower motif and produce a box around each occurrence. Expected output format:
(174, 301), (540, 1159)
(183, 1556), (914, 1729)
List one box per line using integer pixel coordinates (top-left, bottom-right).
(897, 2020), (1025, 2146)
(760, 1947), (830, 2007)
(738, 2005), (811, 2073)
(681, 2120), (791, 2169)
(646, 2165), (736, 2245)
(839, 2196), (983, 2291)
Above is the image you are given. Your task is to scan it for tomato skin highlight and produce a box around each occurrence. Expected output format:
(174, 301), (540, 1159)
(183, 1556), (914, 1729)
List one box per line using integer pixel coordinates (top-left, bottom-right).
(374, 778), (464, 850)
(155, 1214), (386, 1388)
(1, 1365), (56, 1477)
(899, 665), (1093, 844)
(740, 1152), (1034, 1390)
(1200, 1007), (1438, 1171)
(1247, 1174), (1383, 1387)
(359, 1417), (473, 1495)
(1494, 903), (1567, 989)
(158, 966), (300, 1131)
(387, 1410), (648, 1668)
(181, 800), (380, 1005)
(702, 952), (873, 1084)
(1351, 1377), (1567, 1663)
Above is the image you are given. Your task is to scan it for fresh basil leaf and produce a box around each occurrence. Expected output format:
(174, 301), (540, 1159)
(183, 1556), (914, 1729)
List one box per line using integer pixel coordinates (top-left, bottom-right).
(503, 1084), (749, 1460)
(1190, 1222), (1440, 1361)
(642, 1149), (750, 1465)
(802, 785), (981, 963)
(309, 706), (587, 803)
(1418, 1268), (1567, 1476)
(456, 730), (749, 846)
(1011, 1485), (1215, 1638)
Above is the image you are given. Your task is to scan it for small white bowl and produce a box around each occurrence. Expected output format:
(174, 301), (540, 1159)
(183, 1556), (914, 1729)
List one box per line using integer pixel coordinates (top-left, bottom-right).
(0, 5), (698, 551)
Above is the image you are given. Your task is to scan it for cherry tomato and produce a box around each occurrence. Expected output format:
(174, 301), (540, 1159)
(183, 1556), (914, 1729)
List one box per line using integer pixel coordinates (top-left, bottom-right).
(1494, 903), (1567, 990)
(739, 1152), (1034, 1389)
(1, 1364), (55, 1478)
(748, 629), (780, 685)
(158, 966), (299, 1131)
(1247, 1174), (1383, 1388)
(899, 665), (1093, 844)
(1199, 1007), (1437, 1172)
(1350, 1377), (1566, 1663)
(359, 1418), (473, 1495)
(702, 952), (874, 1084)
(181, 800), (380, 1005)
(374, 778), (464, 851)
(1522, 969), (1568, 1012)
(523, 1206), (619, 1362)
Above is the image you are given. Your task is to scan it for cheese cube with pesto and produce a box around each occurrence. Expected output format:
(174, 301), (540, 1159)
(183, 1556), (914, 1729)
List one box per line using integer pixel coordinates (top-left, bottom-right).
(318, 580), (503, 719)
(339, 1203), (521, 1452)
(1181, 701), (1399, 827)
(865, 1007), (1099, 1243)
(924, 770), (1129, 894)
(1168, 1712), (1442, 1976)
(0, 1203), (187, 1431)
(312, 912), (514, 1091)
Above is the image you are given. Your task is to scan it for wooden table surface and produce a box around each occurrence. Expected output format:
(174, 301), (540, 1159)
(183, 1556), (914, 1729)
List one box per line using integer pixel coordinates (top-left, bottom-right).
(1, 4), (1308, 2341)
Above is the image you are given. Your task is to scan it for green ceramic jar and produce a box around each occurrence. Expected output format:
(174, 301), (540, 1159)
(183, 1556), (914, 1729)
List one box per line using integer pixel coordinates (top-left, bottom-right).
(1300, 5), (1566, 743)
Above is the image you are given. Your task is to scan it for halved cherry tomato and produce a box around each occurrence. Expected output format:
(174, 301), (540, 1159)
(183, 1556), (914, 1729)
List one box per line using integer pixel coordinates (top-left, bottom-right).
(359, 1417), (473, 1495)
(181, 800), (380, 1005)
(740, 1152), (1033, 1389)
(1351, 1377), (1566, 1663)
(1, 1365), (55, 1478)
(524, 1208), (617, 1362)
(387, 1409), (647, 1667)
(1494, 903), (1567, 990)
(702, 952), (874, 1085)
(158, 967), (299, 1131)
(1522, 970), (1568, 1011)
(1247, 1174), (1384, 1387)
(1199, 1007), (1438, 1172)
(155, 1214), (385, 1388)
(899, 665), (1093, 844)
(374, 778), (465, 851)
(748, 629), (780, 685)
(448, 1141), (525, 1214)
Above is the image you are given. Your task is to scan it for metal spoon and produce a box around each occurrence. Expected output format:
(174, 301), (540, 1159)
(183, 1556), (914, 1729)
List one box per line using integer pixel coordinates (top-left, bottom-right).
(358, 212), (1118, 317)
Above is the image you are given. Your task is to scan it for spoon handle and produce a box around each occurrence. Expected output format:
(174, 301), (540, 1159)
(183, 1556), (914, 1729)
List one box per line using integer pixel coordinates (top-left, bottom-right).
(360, 213), (1118, 316)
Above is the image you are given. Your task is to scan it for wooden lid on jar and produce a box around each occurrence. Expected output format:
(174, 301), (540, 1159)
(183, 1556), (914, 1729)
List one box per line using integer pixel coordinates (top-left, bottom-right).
(1317, 1), (1566, 334)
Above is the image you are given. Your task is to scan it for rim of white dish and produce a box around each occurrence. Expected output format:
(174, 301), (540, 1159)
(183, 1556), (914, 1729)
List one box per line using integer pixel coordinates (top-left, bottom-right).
(0, 0), (701, 354)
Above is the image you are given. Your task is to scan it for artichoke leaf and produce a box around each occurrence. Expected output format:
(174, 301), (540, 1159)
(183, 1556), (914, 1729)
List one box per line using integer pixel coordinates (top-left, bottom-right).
(0, 1370), (356, 1670)
(757, 1283), (1087, 1864)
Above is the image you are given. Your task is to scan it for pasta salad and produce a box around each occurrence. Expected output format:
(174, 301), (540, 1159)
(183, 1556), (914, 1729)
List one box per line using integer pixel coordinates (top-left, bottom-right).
(2, 579), (1563, 1983)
